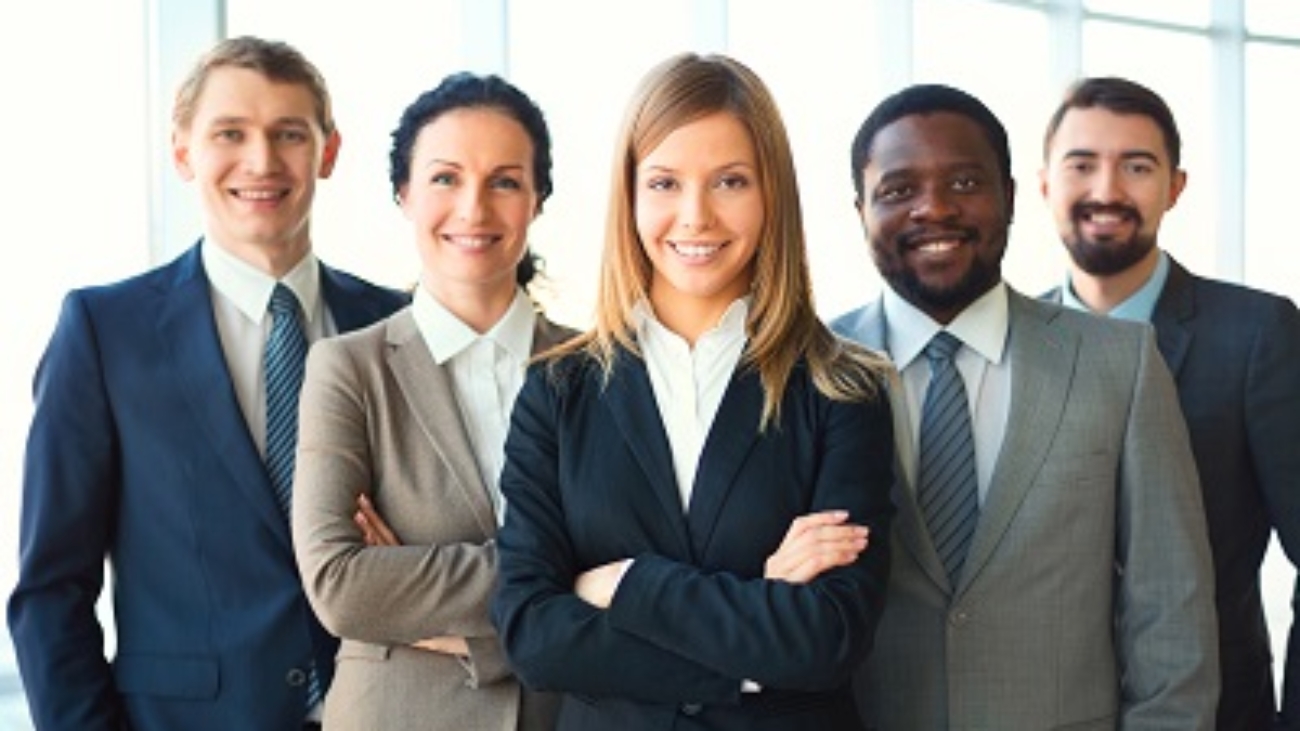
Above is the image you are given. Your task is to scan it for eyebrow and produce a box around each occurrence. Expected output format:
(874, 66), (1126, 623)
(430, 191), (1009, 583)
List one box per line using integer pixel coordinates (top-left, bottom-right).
(1061, 148), (1161, 164)
(420, 158), (527, 174)
(206, 116), (312, 129)
(639, 160), (755, 174)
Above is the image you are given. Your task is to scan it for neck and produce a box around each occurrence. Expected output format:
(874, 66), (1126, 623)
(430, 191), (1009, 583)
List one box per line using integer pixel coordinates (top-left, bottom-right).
(424, 278), (517, 334)
(1068, 248), (1160, 315)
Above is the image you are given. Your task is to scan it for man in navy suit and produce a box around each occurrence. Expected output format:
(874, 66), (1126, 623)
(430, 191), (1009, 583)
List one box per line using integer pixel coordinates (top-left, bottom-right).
(1039, 75), (1300, 731)
(7, 36), (405, 730)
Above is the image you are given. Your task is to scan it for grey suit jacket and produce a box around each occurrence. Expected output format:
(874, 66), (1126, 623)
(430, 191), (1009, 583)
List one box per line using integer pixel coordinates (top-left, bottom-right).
(830, 287), (1219, 730)
(292, 307), (572, 731)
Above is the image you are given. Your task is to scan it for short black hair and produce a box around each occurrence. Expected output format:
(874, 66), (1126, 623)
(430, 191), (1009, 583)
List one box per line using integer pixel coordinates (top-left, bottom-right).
(1043, 76), (1181, 168)
(850, 83), (1011, 204)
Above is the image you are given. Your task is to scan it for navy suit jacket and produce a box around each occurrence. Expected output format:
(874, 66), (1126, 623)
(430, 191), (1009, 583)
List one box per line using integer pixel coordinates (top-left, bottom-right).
(8, 242), (406, 731)
(1049, 256), (1300, 730)
(492, 345), (895, 731)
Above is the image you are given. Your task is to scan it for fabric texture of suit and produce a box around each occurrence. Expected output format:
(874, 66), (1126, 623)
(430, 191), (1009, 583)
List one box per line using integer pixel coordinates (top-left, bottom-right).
(491, 345), (896, 731)
(1049, 255), (1300, 731)
(7, 242), (406, 731)
(293, 307), (573, 731)
(831, 287), (1219, 730)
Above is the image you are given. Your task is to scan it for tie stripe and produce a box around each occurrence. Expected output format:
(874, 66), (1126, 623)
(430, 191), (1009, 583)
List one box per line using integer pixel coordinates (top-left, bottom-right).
(917, 331), (980, 586)
(263, 283), (323, 714)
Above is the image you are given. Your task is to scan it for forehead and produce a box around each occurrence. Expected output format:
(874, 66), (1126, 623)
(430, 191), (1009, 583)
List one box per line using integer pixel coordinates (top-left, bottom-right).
(412, 107), (534, 162)
(867, 112), (999, 178)
(189, 66), (319, 128)
(1049, 107), (1167, 159)
(640, 111), (756, 167)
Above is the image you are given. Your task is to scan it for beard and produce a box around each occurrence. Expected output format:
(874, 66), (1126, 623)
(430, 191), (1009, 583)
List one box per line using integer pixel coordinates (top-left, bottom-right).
(1063, 202), (1156, 276)
(873, 225), (1006, 318)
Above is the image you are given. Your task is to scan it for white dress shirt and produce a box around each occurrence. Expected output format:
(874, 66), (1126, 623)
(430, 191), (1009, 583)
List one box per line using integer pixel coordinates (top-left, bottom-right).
(412, 287), (536, 522)
(202, 238), (335, 459)
(882, 282), (1011, 503)
(634, 298), (749, 511)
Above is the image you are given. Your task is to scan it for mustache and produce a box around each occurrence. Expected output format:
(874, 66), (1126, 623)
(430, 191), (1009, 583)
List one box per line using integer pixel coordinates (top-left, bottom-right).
(1071, 201), (1142, 225)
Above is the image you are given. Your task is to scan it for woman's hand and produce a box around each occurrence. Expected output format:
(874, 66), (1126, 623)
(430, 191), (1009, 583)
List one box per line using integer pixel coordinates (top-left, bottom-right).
(355, 493), (400, 546)
(764, 510), (869, 584)
(574, 559), (632, 609)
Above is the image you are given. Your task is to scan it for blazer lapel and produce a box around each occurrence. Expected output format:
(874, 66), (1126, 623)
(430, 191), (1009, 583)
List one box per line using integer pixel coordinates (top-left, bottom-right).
(320, 262), (406, 334)
(686, 366), (762, 555)
(385, 311), (497, 535)
(158, 246), (290, 545)
(1150, 257), (1195, 378)
(605, 348), (693, 558)
(959, 292), (1077, 594)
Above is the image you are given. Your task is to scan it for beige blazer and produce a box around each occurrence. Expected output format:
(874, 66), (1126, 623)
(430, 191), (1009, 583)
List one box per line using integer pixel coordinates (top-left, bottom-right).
(293, 307), (572, 731)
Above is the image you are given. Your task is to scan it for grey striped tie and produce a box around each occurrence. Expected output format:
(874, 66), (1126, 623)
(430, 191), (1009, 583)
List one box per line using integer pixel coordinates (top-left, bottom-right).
(917, 331), (979, 586)
(263, 284), (324, 713)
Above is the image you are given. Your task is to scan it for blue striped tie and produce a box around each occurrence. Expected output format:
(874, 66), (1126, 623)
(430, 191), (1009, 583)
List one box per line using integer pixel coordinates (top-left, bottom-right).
(263, 284), (323, 713)
(917, 331), (979, 587)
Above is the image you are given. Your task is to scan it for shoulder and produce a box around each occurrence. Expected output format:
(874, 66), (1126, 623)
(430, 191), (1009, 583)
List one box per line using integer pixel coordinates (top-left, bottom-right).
(827, 301), (879, 340)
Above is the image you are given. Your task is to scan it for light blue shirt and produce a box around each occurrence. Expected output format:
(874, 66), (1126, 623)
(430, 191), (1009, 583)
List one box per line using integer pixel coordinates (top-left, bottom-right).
(1061, 250), (1170, 323)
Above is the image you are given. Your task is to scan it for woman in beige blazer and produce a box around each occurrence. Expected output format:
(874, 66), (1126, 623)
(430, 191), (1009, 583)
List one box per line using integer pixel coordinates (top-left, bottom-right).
(292, 72), (572, 730)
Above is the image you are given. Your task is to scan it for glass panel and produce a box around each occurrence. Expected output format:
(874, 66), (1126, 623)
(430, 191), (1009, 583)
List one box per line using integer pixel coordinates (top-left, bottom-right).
(1, 5), (149, 729)
(508, 0), (696, 328)
(1246, 0), (1300, 37)
(1084, 0), (1210, 28)
(1082, 20), (1217, 278)
(729, 0), (882, 318)
(1244, 42), (1300, 300)
(913, 0), (1058, 297)
(227, 0), (462, 292)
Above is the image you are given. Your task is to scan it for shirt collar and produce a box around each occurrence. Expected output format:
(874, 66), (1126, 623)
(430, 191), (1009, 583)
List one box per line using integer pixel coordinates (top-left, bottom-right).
(201, 237), (320, 324)
(1061, 249), (1169, 323)
(413, 286), (537, 365)
(632, 296), (751, 345)
(882, 281), (1008, 368)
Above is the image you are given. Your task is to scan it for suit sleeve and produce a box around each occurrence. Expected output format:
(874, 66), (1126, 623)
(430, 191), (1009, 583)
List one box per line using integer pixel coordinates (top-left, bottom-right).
(1241, 297), (1300, 729)
(1116, 327), (1220, 729)
(6, 292), (126, 731)
(292, 337), (508, 683)
(492, 365), (894, 700)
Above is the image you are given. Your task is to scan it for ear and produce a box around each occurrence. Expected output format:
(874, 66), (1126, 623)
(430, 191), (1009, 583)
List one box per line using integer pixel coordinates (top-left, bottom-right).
(172, 128), (195, 181)
(318, 129), (342, 179)
(396, 183), (414, 221)
(1037, 166), (1049, 200)
(1167, 168), (1188, 210)
(1006, 177), (1017, 224)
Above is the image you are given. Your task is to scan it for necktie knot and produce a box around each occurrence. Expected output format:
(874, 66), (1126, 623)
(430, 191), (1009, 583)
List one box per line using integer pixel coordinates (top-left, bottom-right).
(925, 331), (962, 363)
(269, 283), (301, 321)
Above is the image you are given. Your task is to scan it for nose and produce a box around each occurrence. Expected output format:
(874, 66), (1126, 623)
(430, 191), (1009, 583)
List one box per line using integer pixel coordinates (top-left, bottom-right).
(909, 183), (960, 222)
(456, 184), (488, 224)
(242, 133), (283, 175)
(678, 187), (714, 233)
(1090, 164), (1124, 204)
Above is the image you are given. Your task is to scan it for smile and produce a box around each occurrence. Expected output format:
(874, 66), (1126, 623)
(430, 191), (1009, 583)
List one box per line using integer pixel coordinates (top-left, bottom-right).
(443, 234), (499, 249)
(669, 241), (726, 258)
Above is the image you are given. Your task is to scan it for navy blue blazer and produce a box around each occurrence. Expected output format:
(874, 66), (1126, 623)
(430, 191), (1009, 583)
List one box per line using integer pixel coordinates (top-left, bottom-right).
(7, 243), (406, 731)
(492, 346), (894, 731)
(1049, 256), (1300, 730)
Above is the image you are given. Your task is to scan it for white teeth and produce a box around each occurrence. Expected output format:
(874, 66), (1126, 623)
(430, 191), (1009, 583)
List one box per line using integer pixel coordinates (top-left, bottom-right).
(236, 189), (283, 201)
(1089, 212), (1124, 224)
(918, 240), (960, 253)
(446, 235), (495, 249)
(672, 242), (721, 258)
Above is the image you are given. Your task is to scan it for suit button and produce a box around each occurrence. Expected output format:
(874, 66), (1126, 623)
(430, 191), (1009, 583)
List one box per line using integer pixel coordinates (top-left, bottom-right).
(286, 668), (307, 686)
(680, 703), (703, 716)
(950, 610), (970, 627)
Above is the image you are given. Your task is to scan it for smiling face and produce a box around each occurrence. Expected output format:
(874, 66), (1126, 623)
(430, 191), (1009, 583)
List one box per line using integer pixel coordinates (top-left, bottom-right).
(399, 107), (538, 311)
(859, 111), (1013, 324)
(635, 111), (763, 328)
(172, 66), (339, 275)
(1040, 106), (1186, 276)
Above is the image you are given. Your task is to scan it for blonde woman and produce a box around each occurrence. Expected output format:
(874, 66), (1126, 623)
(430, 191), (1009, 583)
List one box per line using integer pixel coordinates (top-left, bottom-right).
(492, 53), (895, 731)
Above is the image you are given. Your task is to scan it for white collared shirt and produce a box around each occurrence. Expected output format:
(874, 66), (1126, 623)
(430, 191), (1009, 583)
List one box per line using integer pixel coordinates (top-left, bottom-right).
(202, 238), (335, 458)
(882, 282), (1011, 503)
(634, 298), (749, 511)
(412, 287), (536, 522)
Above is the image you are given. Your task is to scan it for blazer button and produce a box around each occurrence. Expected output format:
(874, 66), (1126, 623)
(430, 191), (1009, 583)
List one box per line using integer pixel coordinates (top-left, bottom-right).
(680, 703), (703, 716)
(286, 668), (307, 686)
(950, 610), (970, 627)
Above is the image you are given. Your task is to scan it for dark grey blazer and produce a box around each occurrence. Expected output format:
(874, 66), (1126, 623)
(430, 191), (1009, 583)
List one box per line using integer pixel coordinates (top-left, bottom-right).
(1049, 255), (1300, 730)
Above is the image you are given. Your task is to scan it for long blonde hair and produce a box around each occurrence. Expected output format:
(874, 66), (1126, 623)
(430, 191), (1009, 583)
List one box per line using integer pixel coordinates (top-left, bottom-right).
(548, 52), (887, 428)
